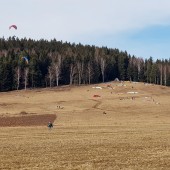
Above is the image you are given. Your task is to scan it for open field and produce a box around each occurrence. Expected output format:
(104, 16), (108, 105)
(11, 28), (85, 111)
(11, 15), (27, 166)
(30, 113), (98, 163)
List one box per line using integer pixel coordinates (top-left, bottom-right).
(0, 81), (170, 170)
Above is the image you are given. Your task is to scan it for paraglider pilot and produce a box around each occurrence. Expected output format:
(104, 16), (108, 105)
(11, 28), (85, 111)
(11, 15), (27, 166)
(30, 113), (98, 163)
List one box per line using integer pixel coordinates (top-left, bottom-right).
(48, 122), (53, 129)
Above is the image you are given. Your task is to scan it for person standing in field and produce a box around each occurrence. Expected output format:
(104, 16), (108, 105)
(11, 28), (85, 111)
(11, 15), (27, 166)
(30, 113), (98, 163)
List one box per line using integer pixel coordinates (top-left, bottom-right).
(48, 122), (53, 129)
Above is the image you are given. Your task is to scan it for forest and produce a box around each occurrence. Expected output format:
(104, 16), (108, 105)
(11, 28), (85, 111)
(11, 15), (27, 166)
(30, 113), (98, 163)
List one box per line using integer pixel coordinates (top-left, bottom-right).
(0, 36), (170, 92)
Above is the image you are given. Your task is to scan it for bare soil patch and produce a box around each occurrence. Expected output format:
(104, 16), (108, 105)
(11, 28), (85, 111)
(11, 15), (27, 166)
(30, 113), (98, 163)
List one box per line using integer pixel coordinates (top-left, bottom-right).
(0, 114), (56, 127)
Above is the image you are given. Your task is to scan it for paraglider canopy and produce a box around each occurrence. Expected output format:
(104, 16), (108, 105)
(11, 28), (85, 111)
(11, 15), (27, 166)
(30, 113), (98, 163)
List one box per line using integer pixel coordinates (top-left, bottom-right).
(9, 25), (17, 30)
(22, 56), (29, 64)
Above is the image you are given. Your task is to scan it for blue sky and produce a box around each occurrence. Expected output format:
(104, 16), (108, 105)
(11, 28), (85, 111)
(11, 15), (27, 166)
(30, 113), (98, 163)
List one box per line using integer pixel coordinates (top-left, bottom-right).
(1, 0), (170, 60)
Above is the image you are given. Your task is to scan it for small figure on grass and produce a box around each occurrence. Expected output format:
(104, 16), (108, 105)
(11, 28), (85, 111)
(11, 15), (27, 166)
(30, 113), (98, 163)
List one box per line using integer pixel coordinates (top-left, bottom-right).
(48, 122), (53, 129)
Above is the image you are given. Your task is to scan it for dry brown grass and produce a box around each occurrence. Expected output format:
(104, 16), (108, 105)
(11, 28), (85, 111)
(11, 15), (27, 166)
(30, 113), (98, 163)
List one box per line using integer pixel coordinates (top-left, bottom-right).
(0, 81), (170, 169)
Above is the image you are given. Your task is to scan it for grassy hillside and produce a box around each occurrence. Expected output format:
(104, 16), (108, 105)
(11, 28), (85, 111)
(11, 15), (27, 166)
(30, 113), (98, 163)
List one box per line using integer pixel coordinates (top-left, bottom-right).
(0, 81), (170, 169)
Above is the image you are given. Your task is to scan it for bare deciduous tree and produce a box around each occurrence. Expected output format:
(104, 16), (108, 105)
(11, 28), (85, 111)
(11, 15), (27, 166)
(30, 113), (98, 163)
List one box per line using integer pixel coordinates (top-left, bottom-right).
(158, 63), (163, 85)
(70, 63), (76, 85)
(136, 58), (144, 81)
(95, 47), (107, 83)
(48, 66), (54, 88)
(100, 57), (106, 83)
(52, 53), (62, 86)
(163, 64), (167, 86)
(15, 66), (21, 90)
(24, 67), (29, 90)
(87, 61), (93, 84)
(76, 61), (84, 85)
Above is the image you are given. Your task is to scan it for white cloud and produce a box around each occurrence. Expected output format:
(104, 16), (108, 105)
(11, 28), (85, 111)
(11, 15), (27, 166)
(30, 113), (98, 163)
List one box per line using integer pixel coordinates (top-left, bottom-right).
(1, 0), (170, 41)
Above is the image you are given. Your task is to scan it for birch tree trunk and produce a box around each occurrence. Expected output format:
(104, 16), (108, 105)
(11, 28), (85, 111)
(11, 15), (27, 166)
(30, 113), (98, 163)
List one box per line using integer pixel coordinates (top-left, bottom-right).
(24, 68), (29, 90)
(54, 54), (62, 87)
(87, 62), (93, 84)
(70, 64), (76, 85)
(100, 58), (106, 83)
(160, 64), (163, 85)
(163, 64), (167, 86)
(16, 66), (21, 90)
(77, 61), (84, 85)
(48, 66), (54, 88)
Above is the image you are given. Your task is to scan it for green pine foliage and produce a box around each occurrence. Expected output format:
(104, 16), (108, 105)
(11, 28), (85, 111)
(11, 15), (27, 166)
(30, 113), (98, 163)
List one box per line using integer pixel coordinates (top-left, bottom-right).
(0, 37), (169, 92)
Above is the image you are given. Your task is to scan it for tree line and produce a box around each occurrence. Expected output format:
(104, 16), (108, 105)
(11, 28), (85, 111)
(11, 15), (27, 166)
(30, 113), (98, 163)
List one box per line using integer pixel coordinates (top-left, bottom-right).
(0, 37), (170, 92)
